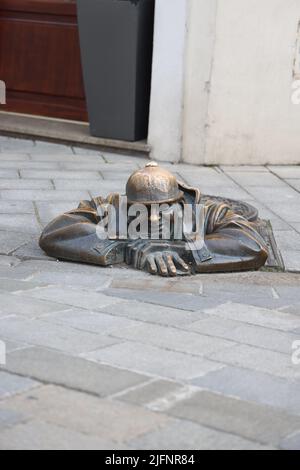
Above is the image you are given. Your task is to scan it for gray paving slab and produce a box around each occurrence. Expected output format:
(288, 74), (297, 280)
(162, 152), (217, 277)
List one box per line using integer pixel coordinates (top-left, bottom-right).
(191, 366), (300, 415)
(0, 201), (34, 214)
(100, 300), (203, 327)
(22, 285), (124, 311)
(167, 390), (300, 446)
(209, 344), (300, 380)
(0, 370), (39, 398)
(84, 341), (225, 380)
(129, 419), (274, 450)
(4, 347), (148, 397)
(0, 420), (125, 450)
(0, 385), (169, 443)
(0, 231), (34, 255)
(0, 215), (40, 235)
(110, 322), (236, 357)
(20, 170), (102, 180)
(187, 317), (299, 354)
(0, 179), (53, 190)
(0, 291), (68, 318)
(0, 189), (90, 202)
(0, 316), (120, 354)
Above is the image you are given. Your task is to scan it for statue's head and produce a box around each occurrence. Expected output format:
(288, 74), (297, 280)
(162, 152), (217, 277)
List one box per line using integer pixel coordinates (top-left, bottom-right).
(126, 162), (184, 206)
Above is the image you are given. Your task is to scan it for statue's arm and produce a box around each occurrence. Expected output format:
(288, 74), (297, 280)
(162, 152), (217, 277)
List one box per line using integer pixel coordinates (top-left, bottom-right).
(199, 202), (269, 272)
(39, 201), (125, 266)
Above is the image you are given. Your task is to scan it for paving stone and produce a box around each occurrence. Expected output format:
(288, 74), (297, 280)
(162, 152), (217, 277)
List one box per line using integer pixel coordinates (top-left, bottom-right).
(280, 431), (300, 450)
(0, 255), (21, 267)
(71, 146), (103, 156)
(0, 201), (34, 214)
(287, 180), (300, 192)
(0, 316), (122, 354)
(26, 270), (112, 290)
(0, 153), (30, 161)
(0, 138), (35, 153)
(1, 340), (31, 354)
(0, 169), (20, 178)
(35, 201), (78, 226)
(12, 239), (55, 260)
(110, 323), (235, 357)
(0, 214), (40, 235)
(0, 371), (39, 398)
(209, 344), (300, 380)
(167, 390), (300, 446)
(279, 250), (300, 272)
(84, 342), (224, 380)
(221, 165), (268, 173)
(0, 291), (67, 318)
(61, 162), (139, 172)
(101, 152), (148, 165)
(0, 179), (53, 190)
(191, 366), (300, 416)
(42, 308), (140, 335)
(117, 380), (184, 407)
(202, 186), (252, 201)
(103, 288), (220, 312)
(0, 231), (33, 256)
(23, 285), (124, 311)
(226, 171), (286, 187)
(30, 153), (78, 162)
(30, 141), (73, 155)
(0, 385), (169, 443)
(273, 230), (300, 252)
(201, 302), (300, 331)
(129, 419), (274, 450)
(0, 409), (25, 430)
(4, 347), (148, 397)
(0, 420), (124, 450)
(100, 300), (203, 327)
(0, 160), (60, 170)
(12, 258), (113, 277)
(20, 170), (102, 181)
(187, 317), (299, 354)
(263, 201), (300, 223)
(268, 166), (300, 179)
(53, 179), (125, 194)
(0, 189), (90, 202)
(246, 185), (300, 203)
(0, 279), (45, 293)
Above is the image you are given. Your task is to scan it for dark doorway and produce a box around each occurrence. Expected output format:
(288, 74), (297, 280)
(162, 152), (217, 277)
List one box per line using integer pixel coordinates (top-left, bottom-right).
(0, 0), (88, 121)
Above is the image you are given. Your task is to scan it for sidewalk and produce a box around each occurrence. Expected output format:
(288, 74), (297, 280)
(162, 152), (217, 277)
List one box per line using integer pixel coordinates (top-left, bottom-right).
(0, 135), (300, 450)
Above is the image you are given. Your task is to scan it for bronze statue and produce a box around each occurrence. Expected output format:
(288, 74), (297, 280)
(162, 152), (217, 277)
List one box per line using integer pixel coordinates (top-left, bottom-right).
(39, 162), (269, 276)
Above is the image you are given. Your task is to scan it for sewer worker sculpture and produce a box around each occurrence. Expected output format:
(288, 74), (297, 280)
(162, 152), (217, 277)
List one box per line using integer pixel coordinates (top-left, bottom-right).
(39, 162), (268, 276)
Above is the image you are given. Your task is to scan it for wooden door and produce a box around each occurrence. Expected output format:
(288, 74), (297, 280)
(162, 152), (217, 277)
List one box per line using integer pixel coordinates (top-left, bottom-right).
(0, 0), (88, 121)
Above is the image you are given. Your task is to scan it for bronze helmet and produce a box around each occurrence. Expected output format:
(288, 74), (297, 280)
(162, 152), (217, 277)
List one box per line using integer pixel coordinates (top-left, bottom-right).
(126, 162), (184, 205)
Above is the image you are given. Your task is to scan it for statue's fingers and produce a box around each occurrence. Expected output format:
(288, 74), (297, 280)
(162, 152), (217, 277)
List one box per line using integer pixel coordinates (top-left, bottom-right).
(155, 254), (168, 277)
(147, 255), (158, 274)
(173, 253), (190, 272)
(164, 253), (177, 277)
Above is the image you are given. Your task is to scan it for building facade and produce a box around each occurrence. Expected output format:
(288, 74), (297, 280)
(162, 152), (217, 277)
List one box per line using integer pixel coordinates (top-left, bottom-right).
(148, 0), (300, 165)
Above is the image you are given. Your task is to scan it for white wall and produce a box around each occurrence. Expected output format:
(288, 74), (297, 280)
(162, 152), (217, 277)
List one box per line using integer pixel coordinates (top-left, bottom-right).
(148, 0), (188, 163)
(149, 0), (300, 165)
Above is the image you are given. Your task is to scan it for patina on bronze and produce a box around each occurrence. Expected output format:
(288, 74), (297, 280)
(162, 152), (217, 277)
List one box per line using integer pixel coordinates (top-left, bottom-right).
(39, 162), (269, 276)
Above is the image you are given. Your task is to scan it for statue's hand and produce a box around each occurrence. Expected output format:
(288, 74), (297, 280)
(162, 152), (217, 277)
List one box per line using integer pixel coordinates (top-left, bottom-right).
(142, 251), (190, 277)
(126, 240), (191, 276)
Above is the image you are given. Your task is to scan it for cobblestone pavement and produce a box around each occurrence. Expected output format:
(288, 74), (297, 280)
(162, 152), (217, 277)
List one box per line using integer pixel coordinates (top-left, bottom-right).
(0, 136), (300, 450)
